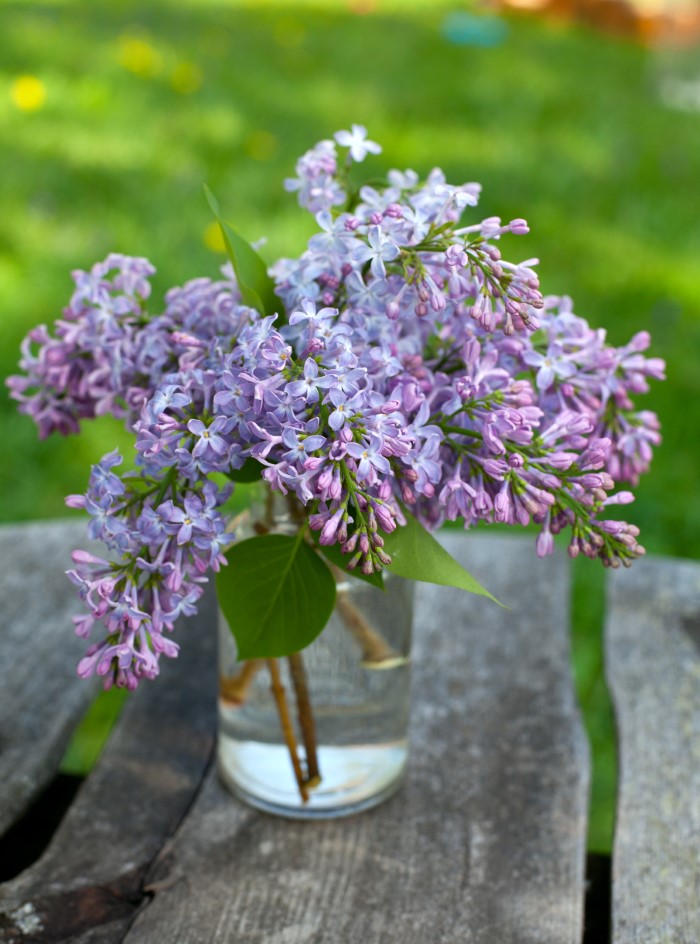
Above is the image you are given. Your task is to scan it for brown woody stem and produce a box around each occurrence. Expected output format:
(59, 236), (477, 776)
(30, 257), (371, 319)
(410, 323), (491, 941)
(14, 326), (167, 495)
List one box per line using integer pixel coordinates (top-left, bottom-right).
(266, 658), (309, 803)
(219, 659), (263, 706)
(334, 582), (406, 669)
(288, 652), (321, 787)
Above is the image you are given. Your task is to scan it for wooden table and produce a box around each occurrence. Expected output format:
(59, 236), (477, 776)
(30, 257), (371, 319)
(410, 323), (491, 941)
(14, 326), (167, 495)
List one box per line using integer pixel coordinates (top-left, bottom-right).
(0, 520), (698, 943)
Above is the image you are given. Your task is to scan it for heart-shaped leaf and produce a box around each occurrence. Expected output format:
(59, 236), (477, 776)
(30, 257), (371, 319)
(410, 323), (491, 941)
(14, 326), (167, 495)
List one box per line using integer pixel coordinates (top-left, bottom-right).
(217, 533), (337, 659)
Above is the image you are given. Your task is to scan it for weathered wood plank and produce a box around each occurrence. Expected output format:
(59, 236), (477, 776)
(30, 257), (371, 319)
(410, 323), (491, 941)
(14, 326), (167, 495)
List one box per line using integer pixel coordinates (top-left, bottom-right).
(606, 556), (700, 944)
(0, 520), (100, 837)
(0, 571), (218, 944)
(123, 533), (589, 944)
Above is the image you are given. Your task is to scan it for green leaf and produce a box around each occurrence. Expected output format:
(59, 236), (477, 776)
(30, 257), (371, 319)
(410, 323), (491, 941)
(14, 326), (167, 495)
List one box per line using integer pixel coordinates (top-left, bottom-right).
(204, 185), (281, 318)
(217, 533), (337, 659)
(313, 536), (385, 590)
(382, 511), (502, 605)
(225, 458), (265, 484)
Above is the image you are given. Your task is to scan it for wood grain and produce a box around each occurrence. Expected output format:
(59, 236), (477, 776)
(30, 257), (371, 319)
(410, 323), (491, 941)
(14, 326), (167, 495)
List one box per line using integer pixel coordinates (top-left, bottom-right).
(0, 521), (100, 838)
(606, 556), (700, 944)
(0, 568), (218, 944)
(122, 533), (589, 944)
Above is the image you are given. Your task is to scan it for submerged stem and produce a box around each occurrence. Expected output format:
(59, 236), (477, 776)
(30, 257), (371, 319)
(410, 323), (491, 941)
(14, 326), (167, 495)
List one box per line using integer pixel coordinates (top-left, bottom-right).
(335, 589), (406, 669)
(288, 652), (321, 788)
(266, 658), (309, 803)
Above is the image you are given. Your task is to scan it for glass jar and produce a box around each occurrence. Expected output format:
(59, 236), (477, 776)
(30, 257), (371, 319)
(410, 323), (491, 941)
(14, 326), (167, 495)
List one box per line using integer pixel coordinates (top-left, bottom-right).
(217, 500), (413, 818)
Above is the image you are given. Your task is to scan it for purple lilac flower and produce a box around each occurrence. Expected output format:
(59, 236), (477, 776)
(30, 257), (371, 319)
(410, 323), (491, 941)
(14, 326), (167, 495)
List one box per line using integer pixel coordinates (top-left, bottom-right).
(9, 128), (666, 688)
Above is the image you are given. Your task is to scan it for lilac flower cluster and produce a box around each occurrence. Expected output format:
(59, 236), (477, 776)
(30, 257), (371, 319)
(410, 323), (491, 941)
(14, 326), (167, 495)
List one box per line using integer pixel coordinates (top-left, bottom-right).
(7, 254), (246, 437)
(64, 451), (230, 689)
(9, 126), (665, 689)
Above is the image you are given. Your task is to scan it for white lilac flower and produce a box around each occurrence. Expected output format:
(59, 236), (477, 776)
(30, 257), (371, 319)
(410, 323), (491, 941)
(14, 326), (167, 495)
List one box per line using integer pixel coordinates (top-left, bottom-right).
(334, 124), (382, 162)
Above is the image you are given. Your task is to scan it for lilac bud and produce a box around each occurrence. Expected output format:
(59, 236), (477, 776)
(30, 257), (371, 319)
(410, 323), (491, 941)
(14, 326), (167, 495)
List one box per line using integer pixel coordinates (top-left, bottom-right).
(317, 467), (334, 490)
(386, 301), (400, 321)
(401, 484), (416, 504)
(509, 218), (529, 234)
(329, 468), (343, 500)
(359, 533), (370, 554)
(463, 338), (481, 366)
(448, 273), (463, 298)
(306, 337), (324, 355)
(629, 330), (651, 352)
(361, 558), (374, 576)
(320, 508), (343, 545)
(430, 291), (446, 313)
(342, 533), (359, 554)
(374, 505), (396, 533)
(347, 551), (362, 570)
(536, 530), (554, 557)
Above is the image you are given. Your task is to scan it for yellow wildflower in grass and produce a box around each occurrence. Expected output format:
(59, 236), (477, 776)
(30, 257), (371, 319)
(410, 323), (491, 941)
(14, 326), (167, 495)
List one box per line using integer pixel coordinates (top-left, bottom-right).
(170, 62), (203, 95)
(10, 76), (46, 112)
(117, 35), (163, 78)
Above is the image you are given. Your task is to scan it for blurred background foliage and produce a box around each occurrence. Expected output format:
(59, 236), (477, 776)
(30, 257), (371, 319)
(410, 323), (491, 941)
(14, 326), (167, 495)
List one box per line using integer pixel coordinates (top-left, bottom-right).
(2, 0), (699, 852)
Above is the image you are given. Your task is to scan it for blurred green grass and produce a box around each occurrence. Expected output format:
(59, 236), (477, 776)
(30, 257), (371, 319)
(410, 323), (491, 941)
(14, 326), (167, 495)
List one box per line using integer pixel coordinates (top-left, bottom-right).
(2, 0), (699, 852)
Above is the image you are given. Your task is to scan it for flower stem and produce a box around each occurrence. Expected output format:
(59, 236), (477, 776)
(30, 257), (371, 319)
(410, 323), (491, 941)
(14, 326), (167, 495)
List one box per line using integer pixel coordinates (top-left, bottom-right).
(219, 659), (262, 706)
(336, 586), (406, 669)
(266, 658), (309, 803)
(288, 652), (321, 788)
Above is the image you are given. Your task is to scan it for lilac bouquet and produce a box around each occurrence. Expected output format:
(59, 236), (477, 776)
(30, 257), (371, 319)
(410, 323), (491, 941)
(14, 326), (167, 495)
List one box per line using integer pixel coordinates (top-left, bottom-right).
(9, 126), (665, 695)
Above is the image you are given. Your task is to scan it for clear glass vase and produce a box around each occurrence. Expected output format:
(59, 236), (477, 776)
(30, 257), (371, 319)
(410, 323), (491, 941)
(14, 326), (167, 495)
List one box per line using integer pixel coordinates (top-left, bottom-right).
(217, 501), (414, 819)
